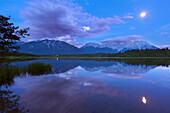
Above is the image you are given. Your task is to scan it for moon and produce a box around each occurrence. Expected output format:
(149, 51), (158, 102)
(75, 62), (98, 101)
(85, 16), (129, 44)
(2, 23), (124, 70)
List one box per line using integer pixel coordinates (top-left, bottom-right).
(140, 12), (146, 18)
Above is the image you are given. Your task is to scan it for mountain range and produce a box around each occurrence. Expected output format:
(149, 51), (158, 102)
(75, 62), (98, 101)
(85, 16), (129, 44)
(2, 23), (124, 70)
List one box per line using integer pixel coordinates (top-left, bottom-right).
(17, 39), (158, 55)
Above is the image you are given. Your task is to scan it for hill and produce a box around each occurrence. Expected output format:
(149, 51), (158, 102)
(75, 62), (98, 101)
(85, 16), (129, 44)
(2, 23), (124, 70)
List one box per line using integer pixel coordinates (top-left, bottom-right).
(18, 39), (80, 55)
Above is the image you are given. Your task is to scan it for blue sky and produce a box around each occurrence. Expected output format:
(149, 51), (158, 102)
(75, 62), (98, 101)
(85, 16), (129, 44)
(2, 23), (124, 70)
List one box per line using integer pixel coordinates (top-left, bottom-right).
(0, 0), (170, 47)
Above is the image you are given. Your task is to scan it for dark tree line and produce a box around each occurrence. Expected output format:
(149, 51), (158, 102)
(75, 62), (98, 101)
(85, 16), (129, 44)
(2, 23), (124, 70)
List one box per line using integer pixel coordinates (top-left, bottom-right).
(61, 49), (170, 57)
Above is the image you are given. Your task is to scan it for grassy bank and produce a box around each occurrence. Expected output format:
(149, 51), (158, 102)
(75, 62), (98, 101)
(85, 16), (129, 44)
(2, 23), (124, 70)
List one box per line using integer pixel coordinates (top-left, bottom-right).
(0, 52), (57, 59)
(0, 52), (57, 63)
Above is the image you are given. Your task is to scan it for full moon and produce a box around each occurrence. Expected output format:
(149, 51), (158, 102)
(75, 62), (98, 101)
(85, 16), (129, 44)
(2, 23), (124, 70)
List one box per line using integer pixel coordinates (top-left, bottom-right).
(140, 12), (146, 18)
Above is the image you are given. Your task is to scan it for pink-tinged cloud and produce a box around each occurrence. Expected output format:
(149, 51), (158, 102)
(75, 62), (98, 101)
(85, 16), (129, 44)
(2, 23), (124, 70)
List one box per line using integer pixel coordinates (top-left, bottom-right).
(123, 13), (134, 19)
(160, 32), (168, 35)
(157, 45), (170, 48)
(161, 23), (170, 30)
(101, 35), (142, 44)
(123, 15), (133, 19)
(20, 0), (127, 40)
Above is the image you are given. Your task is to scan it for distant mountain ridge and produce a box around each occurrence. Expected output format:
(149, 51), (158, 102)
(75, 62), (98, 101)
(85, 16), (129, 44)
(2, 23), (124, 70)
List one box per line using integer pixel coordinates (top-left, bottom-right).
(17, 39), (158, 55)
(18, 39), (80, 55)
(83, 41), (157, 52)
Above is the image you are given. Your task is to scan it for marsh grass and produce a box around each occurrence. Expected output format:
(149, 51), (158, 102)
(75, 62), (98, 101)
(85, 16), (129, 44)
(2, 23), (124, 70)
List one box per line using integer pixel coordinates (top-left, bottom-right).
(0, 62), (52, 87)
(27, 63), (52, 75)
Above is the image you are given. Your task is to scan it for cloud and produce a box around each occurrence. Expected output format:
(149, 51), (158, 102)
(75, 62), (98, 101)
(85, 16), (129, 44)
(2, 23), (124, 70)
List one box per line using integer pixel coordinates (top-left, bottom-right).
(81, 82), (93, 87)
(129, 27), (136, 30)
(159, 24), (170, 37)
(161, 23), (170, 30)
(101, 35), (142, 44)
(58, 35), (81, 47)
(157, 45), (170, 49)
(82, 26), (90, 31)
(20, 0), (129, 45)
(160, 32), (168, 35)
(123, 13), (134, 19)
(20, 0), (133, 46)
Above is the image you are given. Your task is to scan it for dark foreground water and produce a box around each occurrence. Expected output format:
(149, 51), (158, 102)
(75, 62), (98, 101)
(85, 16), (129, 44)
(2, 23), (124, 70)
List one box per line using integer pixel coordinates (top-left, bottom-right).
(0, 58), (170, 113)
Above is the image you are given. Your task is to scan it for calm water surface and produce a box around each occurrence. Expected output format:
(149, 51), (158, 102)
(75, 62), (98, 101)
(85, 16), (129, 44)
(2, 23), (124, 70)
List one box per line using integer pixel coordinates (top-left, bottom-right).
(0, 58), (170, 113)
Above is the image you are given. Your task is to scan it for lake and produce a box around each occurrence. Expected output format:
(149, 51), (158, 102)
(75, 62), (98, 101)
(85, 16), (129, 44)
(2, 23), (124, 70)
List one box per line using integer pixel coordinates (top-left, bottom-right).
(0, 58), (170, 113)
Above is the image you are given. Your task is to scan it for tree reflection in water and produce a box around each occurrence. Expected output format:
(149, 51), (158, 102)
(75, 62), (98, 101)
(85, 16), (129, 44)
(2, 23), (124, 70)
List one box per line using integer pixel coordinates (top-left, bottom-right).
(0, 62), (52, 113)
(0, 62), (52, 87)
(0, 90), (29, 113)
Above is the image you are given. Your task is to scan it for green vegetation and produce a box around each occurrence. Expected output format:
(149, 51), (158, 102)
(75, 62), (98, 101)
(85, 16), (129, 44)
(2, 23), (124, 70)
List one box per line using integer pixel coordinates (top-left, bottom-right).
(27, 62), (52, 75)
(0, 57), (36, 64)
(0, 62), (52, 86)
(114, 58), (170, 66)
(0, 52), (57, 61)
(61, 49), (170, 58)
(0, 52), (38, 57)
(60, 49), (170, 66)
(1, 49), (170, 59)
(61, 57), (170, 66)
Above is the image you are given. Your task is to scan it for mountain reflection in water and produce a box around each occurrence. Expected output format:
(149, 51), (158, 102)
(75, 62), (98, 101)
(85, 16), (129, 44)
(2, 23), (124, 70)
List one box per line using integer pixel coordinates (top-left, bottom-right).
(7, 59), (157, 77)
(0, 58), (170, 113)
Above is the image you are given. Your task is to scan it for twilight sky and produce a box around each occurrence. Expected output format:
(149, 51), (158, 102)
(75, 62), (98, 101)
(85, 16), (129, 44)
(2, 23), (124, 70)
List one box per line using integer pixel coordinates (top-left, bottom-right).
(0, 0), (170, 47)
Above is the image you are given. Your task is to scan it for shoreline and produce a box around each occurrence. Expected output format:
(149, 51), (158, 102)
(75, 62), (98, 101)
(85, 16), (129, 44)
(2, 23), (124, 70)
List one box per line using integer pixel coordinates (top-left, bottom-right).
(1, 56), (170, 59)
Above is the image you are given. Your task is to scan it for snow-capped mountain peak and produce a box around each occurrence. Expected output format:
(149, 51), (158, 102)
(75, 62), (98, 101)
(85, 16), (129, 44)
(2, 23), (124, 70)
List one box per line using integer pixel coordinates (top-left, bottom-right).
(83, 41), (157, 52)
(83, 42), (102, 48)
